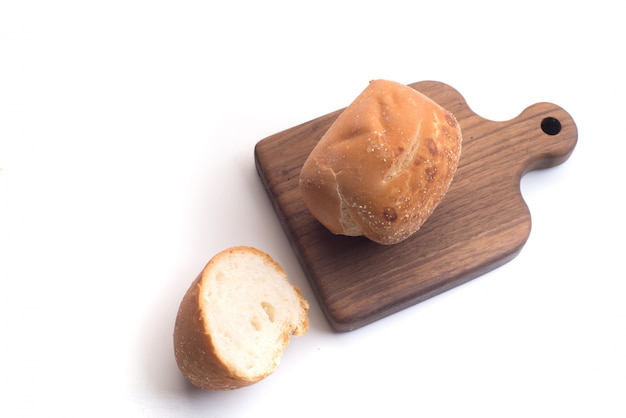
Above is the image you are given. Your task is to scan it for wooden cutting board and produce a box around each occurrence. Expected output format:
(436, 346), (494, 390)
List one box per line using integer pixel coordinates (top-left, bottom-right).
(254, 81), (577, 332)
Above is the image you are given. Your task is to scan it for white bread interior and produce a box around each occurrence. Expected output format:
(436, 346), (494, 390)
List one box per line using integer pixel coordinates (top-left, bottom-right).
(299, 79), (462, 245)
(173, 246), (309, 390)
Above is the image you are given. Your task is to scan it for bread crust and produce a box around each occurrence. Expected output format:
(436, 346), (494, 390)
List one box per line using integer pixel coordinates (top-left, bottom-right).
(299, 79), (462, 245)
(173, 246), (309, 390)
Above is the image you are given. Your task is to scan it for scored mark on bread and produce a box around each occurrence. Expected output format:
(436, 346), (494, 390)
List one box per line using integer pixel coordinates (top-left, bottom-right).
(384, 119), (423, 183)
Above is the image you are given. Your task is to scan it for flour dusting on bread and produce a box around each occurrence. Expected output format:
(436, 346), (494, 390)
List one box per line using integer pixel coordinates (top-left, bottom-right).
(299, 79), (462, 245)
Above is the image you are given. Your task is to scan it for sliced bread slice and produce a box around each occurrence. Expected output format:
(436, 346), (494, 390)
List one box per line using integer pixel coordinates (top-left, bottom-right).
(173, 246), (309, 390)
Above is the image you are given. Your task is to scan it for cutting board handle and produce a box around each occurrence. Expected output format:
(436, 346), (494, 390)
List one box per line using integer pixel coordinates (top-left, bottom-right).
(519, 102), (577, 171)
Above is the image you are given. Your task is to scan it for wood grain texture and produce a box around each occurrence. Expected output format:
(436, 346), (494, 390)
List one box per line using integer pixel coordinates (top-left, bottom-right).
(254, 81), (577, 332)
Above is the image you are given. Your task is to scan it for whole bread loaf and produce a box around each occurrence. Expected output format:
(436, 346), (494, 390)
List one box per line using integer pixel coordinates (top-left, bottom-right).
(173, 246), (309, 390)
(299, 79), (462, 245)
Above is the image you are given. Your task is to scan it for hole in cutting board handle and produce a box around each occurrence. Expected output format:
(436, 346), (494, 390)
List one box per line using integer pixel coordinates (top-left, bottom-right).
(541, 116), (562, 135)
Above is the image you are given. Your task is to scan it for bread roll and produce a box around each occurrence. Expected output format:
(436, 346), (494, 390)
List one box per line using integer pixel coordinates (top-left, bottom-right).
(173, 246), (309, 390)
(299, 79), (462, 245)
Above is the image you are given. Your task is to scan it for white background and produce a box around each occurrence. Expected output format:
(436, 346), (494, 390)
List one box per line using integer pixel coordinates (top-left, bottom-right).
(1, 1), (625, 417)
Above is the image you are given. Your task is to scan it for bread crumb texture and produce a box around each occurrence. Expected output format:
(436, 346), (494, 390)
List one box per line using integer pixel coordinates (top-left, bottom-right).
(173, 246), (309, 390)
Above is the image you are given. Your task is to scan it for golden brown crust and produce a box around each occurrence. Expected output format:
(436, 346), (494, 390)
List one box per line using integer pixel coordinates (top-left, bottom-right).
(173, 246), (309, 390)
(299, 79), (462, 245)
(173, 271), (251, 390)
